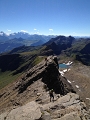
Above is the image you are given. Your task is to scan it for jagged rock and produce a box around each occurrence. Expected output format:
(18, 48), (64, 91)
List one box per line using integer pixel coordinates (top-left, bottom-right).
(0, 101), (41, 120)
(40, 93), (89, 120)
(53, 112), (81, 120)
(0, 93), (89, 120)
(0, 112), (8, 120)
(15, 56), (74, 95)
(40, 111), (51, 120)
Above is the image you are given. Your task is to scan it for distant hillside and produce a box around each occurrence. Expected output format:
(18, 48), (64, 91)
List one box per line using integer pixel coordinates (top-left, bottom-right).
(42, 35), (75, 55)
(0, 51), (45, 89)
(44, 35), (74, 45)
(80, 42), (90, 54)
(9, 45), (41, 54)
(0, 37), (44, 53)
(63, 38), (90, 65)
(30, 40), (44, 46)
(0, 41), (23, 53)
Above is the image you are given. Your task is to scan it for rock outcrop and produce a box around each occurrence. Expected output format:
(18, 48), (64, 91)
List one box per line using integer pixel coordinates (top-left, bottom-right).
(0, 93), (90, 120)
(0, 101), (41, 120)
(0, 56), (90, 119)
(16, 56), (75, 95)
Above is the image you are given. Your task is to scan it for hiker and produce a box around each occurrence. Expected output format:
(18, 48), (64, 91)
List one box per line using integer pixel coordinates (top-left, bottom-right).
(45, 57), (47, 66)
(49, 89), (54, 102)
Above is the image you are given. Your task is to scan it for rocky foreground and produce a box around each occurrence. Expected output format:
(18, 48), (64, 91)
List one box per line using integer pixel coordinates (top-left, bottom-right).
(0, 56), (90, 120)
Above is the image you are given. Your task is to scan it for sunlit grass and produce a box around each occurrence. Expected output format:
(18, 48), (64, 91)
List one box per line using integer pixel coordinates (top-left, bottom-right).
(0, 46), (47, 90)
(20, 46), (47, 56)
(32, 56), (45, 66)
(0, 71), (22, 89)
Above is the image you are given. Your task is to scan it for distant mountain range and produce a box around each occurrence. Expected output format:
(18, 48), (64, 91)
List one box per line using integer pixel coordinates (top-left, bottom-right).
(0, 31), (56, 41)
(0, 31), (90, 66)
(0, 31), (56, 53)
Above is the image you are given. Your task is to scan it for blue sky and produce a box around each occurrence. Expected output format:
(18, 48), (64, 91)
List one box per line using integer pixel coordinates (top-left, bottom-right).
(0, 0), (90, 36)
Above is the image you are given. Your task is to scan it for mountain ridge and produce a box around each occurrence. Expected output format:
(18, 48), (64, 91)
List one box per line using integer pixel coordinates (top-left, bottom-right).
(0, 56), (90, 119)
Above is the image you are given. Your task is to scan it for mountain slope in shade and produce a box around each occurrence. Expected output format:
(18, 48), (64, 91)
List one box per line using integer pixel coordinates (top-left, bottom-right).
(43, 35), (75, 55)
(63, 38), (90, 65)
(30, 40), (44, 46)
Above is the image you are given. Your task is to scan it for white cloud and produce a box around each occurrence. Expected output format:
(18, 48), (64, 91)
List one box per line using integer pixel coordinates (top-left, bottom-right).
(34, 28), (37, 31)
(49, 29), (53, 31)
(7, 29), (11, 32)
(73, 32), (77, 35)
(21, 30), (28, 33)
(36, 31), (39, 34)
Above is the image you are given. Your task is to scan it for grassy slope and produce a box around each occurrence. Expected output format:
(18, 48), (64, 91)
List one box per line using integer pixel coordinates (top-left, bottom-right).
(0, 57), (45, 90)
(0, 46), (47, 90)
(0, 71), (22, 89)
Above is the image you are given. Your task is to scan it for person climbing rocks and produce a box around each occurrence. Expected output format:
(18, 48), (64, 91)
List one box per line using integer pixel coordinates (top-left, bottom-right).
(49, 89), (54, 102)
(45, 57), (47, 66)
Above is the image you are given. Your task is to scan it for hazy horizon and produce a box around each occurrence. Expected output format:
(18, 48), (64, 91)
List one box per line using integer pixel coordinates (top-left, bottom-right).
(1, 31), (90, 38)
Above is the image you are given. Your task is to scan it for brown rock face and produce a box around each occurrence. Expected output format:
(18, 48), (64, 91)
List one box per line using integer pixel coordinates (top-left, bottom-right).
(0, 93), (89, 120)
(0, 56), (75, 113)
(42, 56), (64, 95)
(16, 56), (75, 95)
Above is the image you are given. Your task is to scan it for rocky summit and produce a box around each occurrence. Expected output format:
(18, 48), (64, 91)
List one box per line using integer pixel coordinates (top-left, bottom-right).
(0, 56), (90, 120)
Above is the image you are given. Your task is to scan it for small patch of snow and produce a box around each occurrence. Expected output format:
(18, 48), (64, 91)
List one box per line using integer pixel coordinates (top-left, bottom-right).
(66, 61), (73, 65)
(70, 61), (73, 64)
(67, 79), (71, 84)
(63, 69), (67, 72)
(68, 68), (71, 71)
(59, 70), (63, 74)
(61, 74), (64, 76)
(59, 70), (64, 76)
(75, 85), (79, 88)
(66, 63), (70, 65)
(72, 81), (75, 83)
(86, 98), (90, 100)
